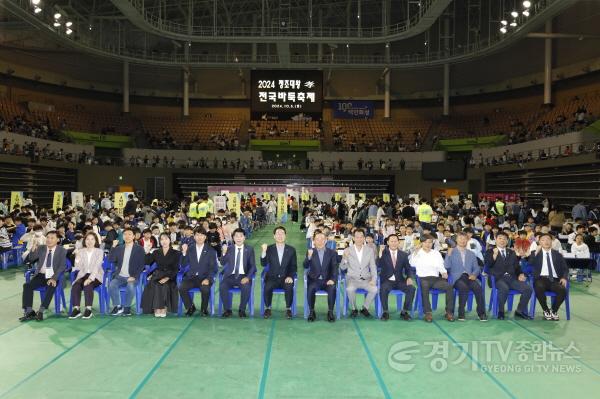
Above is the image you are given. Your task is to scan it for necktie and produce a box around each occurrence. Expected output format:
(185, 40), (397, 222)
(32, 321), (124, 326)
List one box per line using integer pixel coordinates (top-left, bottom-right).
(501, 249), (506, 259)
(234, 248), (241, 278)
(392, 251), (397, 268)
(45, 250), (54, 279)
(546, 252), (555, 282)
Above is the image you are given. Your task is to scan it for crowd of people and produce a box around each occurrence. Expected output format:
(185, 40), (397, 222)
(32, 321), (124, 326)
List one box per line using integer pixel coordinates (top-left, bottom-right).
(2, 191), (598, 324)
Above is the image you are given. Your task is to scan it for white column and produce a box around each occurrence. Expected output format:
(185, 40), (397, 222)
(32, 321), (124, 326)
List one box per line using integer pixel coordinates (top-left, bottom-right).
(544, 20), (553, 105)
(183, 67), (190, 117)
(443, 63), (450, 116)
(122, 61), (130, 113)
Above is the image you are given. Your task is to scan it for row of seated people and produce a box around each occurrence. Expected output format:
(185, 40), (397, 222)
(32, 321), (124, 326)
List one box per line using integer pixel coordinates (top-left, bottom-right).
(17, 226), (570, 323)
(248, 120), (321, 140)
(331, 119), (430, 152)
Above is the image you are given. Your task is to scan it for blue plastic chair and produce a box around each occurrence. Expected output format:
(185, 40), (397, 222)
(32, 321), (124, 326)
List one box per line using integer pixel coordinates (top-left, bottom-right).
(103, 264), (145, 315)
(24, 268), (66, 315)
(176, 265), (216, 316)
(529, 278), (571, 320)
(12, 245), (25, 266)
(68, 269), (107, 315)
(218, 271), (255, 316)
(1, 249), (19, 270)
(376, 277), (415, 318)
(303, 271), (341, 319)
(341, 272), (379, 317)
(260, 267), (297, 317)
(487, 274), (532, 318)
(414, 275), (449, 318)
(448, 273), (486, 313)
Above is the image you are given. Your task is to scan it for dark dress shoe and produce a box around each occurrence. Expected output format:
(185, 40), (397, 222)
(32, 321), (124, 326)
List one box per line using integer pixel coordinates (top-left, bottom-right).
(400, 311), (412, 321)
(238, 310), (247, 318)
(200, 309), (209, 317)
(264, 308), (272, 319)
(222, 310), (233, 318)
(35, 311), (44, 321)
(360, 308), (372, 318)
(286, 309), (293, 319)
(445, 312), (455, 322)
(307, 310), (316, 322)
(185, 305), (196, 317)
(514, 311), (532, 320)
(424, 312), (433, 323)
(497, 312), (505, 320)
(19, 311), (37, 322)
(327, 311), (335, 322)
(381, 311), (390, 321)
(350, 309), (358, 318)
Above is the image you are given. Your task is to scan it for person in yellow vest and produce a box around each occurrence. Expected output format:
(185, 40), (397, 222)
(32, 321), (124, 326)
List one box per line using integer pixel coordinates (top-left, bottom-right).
(188, 199), (199, 219)
(493, 197), (506, 224)
(197, 198), (209, 218)
(417, 199), (433, 230)
(206, 197), (214, 215)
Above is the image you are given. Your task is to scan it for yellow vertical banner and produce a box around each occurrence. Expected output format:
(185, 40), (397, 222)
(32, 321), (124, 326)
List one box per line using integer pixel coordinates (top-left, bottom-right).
(359, 193), (366, 201)
(114, 192), (126, 209)
(277, 193), (287, 221)
(10, 191), (23, 210)
(227, 193), (240, 216)
(382, 193), (390, 203)
(52, 192), (64, 212)
(334, 193), (341, 201)
(191, 191), (198, 201)
(263, 192), (271, 201)
(301, 192), (310, 201)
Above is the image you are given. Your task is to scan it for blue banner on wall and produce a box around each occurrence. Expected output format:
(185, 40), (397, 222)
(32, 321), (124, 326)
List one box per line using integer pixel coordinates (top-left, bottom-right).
(331, 100), (374, 119)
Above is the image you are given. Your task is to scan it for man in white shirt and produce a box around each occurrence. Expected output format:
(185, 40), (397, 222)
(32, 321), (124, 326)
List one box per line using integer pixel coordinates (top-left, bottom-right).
(410, 234), (454, 322)
(340, 229), (378, 318)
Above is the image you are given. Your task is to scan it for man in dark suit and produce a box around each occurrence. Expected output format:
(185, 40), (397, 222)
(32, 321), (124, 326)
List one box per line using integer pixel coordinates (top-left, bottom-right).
(260, 226), (297, 319)
(484, 231), (532, 320)
(219, 228), (256, 318)
(20, 231), (67, 322)
(179, 228), (218, 317)
(304, 230), (339, 322)
(528, 233), (569, 321)
(107, 228), (146, 316)
(378, 234), (415, 321)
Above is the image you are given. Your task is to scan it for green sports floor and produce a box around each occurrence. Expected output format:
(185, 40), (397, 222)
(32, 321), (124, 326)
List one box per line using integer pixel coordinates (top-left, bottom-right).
(1, 223), (600, 399)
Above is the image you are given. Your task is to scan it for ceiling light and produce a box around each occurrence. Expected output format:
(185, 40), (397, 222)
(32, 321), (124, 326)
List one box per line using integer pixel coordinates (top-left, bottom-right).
(501, 19), (508, 26)
(54, 12), (61, 19)
(32, 0), (41, 5)
(66, 28), (72, 35)
(53, 21), (61, 27)
(65, 21), (72, 27)
(500, 27), (507, 34)
(510, 20), (517, 27)
(511, 11), (518, 18)
(522, 10), (530, 17)
(33, 6), (42, 13)
(523, 1), (532, 8)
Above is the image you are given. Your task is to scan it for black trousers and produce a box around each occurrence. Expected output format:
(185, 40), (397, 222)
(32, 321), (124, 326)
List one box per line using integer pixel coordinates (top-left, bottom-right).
(22, 273), (56, 310)
(534, 277), (566, 312)
(453, 274), (485, 316)
(419, 276), (454, 314)
(264, 276), (294, 309)
(379, 279), (415, 312)
(307, 278), (336, 311)
(179, 277), (212, 311)
(70, 274), (101, 307)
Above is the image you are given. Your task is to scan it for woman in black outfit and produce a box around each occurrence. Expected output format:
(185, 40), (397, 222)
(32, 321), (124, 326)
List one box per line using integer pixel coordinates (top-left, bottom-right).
(141, 233), (180, 317)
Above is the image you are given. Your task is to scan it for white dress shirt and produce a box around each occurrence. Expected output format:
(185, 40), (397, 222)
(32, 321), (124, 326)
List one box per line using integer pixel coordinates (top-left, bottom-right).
(234, 245), (245, 275)
(541, 249), (558, 278)
(195, 244), (204, 263)
(40, 247), (55, 279)
(388, 249), (398, 281)
(354, 245), (364, 264)
(410, 248), (447, 278)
